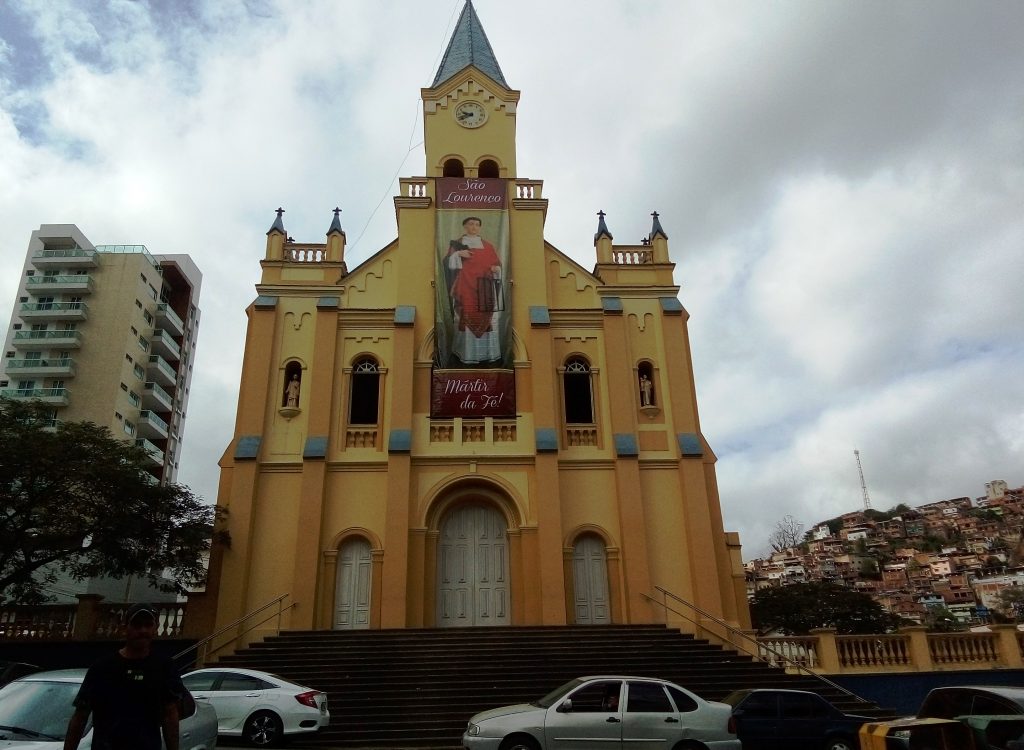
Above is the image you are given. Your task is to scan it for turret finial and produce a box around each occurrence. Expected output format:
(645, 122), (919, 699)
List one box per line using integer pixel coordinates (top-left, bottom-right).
(595, 210), (613, 242)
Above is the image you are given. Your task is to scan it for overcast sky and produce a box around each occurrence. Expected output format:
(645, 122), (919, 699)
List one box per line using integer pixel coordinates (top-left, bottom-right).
(2, 0), (1021, 560)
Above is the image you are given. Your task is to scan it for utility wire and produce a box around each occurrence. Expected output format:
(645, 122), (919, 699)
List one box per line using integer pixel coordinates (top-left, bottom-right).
(348, 0), (463, 255)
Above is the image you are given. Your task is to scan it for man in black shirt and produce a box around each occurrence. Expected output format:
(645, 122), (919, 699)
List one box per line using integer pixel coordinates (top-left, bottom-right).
(64, 603), (183, 750)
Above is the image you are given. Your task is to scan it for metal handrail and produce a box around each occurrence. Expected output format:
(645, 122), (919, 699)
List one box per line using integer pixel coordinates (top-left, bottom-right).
(644, 585), (866, 704)
(172, 593), (294, 668)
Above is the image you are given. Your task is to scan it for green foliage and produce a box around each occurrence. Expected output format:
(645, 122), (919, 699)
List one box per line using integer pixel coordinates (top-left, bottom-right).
(750, 581), (903, 635)
(997, 587), (1024, 619)
(0, 398), (225, 605)
(924, 605), (963, 632)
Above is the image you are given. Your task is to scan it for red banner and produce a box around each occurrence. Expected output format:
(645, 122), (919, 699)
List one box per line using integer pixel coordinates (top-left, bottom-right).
(436, 177), (507, 209)
(431, 370), (516, 418)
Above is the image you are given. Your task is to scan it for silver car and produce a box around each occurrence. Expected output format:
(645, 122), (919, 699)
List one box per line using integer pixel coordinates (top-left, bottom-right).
(0, 668), (217, 749)
(463, 675), (741, 750)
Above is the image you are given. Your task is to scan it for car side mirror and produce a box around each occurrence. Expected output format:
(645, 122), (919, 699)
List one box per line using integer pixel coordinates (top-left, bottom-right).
(557, 699), (573, 713)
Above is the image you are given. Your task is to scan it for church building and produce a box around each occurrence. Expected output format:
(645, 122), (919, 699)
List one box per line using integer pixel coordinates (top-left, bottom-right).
(204, 2), (749, 640)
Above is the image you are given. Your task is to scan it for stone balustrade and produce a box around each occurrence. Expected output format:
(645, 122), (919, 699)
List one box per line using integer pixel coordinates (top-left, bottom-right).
(759, 625), (1024, 674)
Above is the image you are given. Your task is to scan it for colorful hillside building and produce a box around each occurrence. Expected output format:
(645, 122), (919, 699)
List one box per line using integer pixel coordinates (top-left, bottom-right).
(202, 2), (749, 640)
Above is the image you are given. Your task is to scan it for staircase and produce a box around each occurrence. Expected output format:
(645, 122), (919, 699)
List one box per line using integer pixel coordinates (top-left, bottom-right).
(214, 624), (889, 748)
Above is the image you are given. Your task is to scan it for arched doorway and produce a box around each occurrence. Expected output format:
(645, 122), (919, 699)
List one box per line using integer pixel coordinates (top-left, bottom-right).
(334, 537), (371, 630)
(437, 504), (510, 627)
(572, 534), (611, 624)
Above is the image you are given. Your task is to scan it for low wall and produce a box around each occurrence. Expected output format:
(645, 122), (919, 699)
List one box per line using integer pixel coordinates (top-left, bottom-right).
(833, 669), (1024, 716)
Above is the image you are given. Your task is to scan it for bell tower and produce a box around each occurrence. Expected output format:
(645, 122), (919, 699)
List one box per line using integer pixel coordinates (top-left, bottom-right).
(421, 1), (519, 178)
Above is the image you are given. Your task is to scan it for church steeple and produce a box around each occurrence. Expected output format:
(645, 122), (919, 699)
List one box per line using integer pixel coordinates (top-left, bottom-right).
(432, 1), (508, 89)
(420, 0), (519, 178)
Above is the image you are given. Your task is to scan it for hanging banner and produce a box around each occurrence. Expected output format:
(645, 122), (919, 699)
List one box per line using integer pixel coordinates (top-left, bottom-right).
(431, 369), (516, 418)
(434, 178), (511, 369)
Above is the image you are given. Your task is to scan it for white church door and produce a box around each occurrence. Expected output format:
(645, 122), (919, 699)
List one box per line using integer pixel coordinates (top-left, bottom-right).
(437, 504), (510, 627)
(334, 537), (371, 630)
(573, 534), (611, 624)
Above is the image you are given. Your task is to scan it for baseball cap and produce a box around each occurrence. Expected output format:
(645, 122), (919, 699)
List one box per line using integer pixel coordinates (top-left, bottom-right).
(125, 603), (159, 626)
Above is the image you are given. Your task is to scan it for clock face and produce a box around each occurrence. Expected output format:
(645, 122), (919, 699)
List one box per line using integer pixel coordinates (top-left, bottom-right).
(454, 101), (487, 128)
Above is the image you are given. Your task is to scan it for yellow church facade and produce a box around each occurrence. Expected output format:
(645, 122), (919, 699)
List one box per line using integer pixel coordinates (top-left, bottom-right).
(205, 3), (749, 641)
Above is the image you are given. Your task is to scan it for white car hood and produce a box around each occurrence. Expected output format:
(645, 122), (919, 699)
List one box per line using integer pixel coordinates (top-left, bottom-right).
(0, 742), (60, 749)
(472, 703), (543, 723)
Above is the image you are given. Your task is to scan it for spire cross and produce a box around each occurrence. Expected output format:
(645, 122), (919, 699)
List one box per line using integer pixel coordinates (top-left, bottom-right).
(651, 211), (659, 219)
(276, 207), (285, 218)
(597, 210), (606, 219)
(333, 207), (342, 216)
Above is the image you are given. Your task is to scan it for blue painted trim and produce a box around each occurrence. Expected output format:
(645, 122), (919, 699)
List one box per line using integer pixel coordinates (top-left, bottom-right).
(235, 436), (261, 459)
(614, 433), (639, 457)
(660, 297), (684, 314)
(303, 436), (328, 459)
(395, 306), (416, 325)
(529, 306), (551, 326)
(388, 429), (412, 453)
(317, 296), (340, 309)
(677, 433), (703, 457)
(535, 428), (558, 452)
(602, 297), (623, 313)
(253, 296), (277, 309)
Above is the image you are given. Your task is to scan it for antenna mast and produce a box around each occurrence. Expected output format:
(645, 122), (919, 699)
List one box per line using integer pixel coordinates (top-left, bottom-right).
(854, 449), (872, 510)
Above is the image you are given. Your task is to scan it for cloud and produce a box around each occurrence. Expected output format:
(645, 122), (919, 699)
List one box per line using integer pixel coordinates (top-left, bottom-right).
(1, 0), (1022, 568)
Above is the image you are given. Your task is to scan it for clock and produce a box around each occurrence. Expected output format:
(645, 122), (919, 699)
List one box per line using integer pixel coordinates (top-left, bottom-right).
(454, 100), (487, 128)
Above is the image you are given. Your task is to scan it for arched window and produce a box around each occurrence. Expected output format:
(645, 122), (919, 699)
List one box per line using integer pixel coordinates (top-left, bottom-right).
(478, 159), (499, 178)
(563, 357), (594, 424)
(443, 158), (464, 177)
(349, 358), (380, 425)
(637, 361), (656, 407)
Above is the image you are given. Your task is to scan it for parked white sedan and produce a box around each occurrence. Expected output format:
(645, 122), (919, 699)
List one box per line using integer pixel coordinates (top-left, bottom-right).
(182, 667), (329, 747)
(463, 675), (741, 750)
(0, 668), (217, 749)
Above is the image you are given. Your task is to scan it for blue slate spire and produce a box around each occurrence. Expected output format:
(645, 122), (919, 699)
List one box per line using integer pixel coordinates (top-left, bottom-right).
(267, 207), (285, 236)
(327, 207), (344, 236)
(594, 210), (613, 242)
(432, 1), (508, 88)
(649, 211), (668, 240)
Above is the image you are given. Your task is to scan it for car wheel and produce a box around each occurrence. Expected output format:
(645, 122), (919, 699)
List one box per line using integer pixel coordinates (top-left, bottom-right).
(499, 735), (540, 750)
(823, 737), (856, 750)
(243, 710), (284, 747)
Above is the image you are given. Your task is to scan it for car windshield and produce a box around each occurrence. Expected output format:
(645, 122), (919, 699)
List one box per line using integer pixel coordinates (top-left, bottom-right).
(0, 680), (80, 740)
(533, 678), (585, 708)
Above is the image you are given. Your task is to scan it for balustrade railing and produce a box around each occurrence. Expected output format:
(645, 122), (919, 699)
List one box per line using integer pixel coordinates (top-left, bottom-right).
(757, 626), (1024, 674)
(0, 599), (184, 641)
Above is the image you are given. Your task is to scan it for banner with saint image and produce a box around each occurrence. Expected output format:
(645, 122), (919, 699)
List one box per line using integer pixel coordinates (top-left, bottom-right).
(434, 177), (512, 369)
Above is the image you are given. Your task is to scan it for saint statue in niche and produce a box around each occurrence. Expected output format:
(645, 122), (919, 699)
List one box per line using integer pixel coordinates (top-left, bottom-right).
(284, 373), (301, 407)
(639, 373), (654, 407)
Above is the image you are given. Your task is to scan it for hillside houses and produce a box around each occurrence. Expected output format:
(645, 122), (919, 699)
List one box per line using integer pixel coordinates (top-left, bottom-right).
(746, 480), (1024, 625)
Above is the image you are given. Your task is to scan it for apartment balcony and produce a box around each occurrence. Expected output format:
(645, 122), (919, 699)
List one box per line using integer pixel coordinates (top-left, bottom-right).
(12, 330), (83, 349)
(149, 329), (181, 362)
(142, 381), (174, 412)
(0, 387), (69, 406)
(19, 301), (89, 322)
(31, 248), (98, 268)
(25, 275), (94, 294)
(134, 438), (164, 464)
(155, 303), (185, 337)
(5, 358), (76, 378)
(137, 410), (169, 440)
(147, 355), (177, 387)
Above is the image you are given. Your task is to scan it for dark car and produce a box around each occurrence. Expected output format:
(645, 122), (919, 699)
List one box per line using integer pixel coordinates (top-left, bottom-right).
(723, 688), (873, 750)
(917, 685), (1024, 719)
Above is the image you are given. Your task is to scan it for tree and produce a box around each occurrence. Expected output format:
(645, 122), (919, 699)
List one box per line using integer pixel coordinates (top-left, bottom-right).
(0, 398), (224, 605)
(768, 514), (805, 553)
(750, 581), (903, 635)
(997, 587), (1024, 620)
